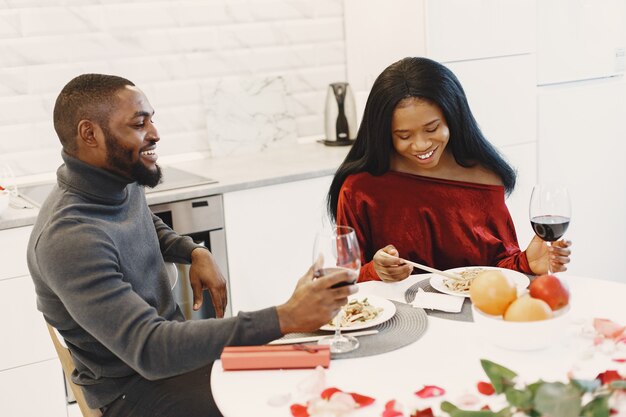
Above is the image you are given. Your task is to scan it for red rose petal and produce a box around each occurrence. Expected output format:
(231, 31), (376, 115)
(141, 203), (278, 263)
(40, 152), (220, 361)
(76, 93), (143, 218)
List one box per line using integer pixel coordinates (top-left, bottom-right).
(320, 387), (342, 400)
(481, 405), (492, 411)
(477, 381), (495, 395)
(382, 400), (404, 417)
(415, 385), (446, 398)
(610, 408), (619, 415)
(612, 358), (626, 363)
(596, 370), (623, 385)
(350, 392), (375, 407)
(290, 403), (309, 417)
(410, 407), (435, 417)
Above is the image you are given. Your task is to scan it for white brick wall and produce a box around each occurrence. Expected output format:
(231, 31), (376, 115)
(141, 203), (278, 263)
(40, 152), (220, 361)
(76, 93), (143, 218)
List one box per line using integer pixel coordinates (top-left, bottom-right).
(0, 0), (346, 177)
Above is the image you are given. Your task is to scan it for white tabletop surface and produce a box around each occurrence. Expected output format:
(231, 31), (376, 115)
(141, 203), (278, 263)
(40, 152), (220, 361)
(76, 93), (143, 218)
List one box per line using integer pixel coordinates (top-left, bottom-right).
(211, 273), (626, 416)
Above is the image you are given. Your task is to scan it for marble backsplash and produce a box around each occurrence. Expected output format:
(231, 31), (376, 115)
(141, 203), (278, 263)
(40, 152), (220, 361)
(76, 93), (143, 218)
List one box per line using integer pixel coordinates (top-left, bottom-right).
(0, 0), (347, 178)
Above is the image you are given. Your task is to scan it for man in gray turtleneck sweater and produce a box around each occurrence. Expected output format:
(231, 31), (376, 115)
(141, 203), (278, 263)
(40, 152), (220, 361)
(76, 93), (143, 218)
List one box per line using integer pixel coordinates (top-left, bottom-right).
(27, 74), (357, 417)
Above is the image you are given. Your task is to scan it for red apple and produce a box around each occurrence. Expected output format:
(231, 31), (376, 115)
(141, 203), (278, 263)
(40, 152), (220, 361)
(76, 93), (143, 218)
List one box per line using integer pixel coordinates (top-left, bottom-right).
(528, 274), (570, 311)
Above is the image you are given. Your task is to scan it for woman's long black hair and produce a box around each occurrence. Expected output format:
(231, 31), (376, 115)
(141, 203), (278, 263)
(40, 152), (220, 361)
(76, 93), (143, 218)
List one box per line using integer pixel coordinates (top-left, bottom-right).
(327, 56), (516, 221)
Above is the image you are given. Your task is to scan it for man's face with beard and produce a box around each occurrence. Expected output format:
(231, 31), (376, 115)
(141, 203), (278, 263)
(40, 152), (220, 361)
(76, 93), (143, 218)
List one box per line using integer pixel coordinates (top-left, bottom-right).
(100, 86), (162, 188)
(103, 125), (162, 187)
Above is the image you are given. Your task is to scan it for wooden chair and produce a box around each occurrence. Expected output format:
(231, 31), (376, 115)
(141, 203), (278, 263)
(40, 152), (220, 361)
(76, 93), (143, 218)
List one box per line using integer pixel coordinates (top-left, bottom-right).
(45, 263), (177, 417)
(47, 323), (102, 417)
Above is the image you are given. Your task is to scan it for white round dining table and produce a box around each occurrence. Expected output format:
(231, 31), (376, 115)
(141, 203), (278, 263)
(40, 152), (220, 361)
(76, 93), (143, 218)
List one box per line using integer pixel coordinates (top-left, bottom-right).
(211, 274), (626, 416)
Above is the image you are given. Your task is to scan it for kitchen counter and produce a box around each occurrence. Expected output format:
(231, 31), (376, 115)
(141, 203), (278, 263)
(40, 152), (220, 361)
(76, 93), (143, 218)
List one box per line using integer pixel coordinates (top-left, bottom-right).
(0, 141), (351, 230)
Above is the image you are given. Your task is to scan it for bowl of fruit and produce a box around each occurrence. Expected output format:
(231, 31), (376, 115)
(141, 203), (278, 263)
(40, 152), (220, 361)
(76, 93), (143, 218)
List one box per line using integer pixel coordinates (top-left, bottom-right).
(470, 271), (571, 351)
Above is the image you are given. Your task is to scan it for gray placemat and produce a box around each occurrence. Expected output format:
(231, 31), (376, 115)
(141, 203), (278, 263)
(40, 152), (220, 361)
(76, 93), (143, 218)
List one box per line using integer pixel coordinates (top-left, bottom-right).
(275, 301), (428, 359)
(405, 280), (474, 322)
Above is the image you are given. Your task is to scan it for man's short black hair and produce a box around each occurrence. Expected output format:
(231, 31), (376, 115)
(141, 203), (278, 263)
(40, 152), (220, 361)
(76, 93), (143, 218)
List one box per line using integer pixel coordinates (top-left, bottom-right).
(53, 74), (135, 154)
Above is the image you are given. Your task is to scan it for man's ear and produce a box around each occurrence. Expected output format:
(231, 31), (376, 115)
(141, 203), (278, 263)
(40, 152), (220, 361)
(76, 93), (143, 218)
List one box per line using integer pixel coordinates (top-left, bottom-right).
(77, 119), (100, 148)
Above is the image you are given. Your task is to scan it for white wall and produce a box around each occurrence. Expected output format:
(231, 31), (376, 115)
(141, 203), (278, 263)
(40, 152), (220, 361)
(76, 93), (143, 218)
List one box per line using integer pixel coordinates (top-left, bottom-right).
(0, 0), (346, 177)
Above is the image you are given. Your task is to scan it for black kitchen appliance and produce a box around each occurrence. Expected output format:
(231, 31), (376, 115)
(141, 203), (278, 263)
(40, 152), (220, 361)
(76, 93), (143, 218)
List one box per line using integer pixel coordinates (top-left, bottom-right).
(321, 82), (357, 146)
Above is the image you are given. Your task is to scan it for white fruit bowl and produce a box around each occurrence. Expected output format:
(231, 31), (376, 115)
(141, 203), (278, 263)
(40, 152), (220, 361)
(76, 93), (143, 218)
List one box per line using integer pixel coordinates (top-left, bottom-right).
(0, 190), (9, 217)
(471, 303), (571, 351)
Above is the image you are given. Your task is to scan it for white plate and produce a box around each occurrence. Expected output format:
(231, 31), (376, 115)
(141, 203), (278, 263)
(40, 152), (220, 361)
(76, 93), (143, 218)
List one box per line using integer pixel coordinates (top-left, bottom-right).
(320, 295), (396, 331)
(429, 266), (530, 298)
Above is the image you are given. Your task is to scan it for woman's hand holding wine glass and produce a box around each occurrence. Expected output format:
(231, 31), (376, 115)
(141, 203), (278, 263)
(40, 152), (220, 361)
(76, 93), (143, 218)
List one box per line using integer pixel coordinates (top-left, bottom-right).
(527, 184), (573, 275)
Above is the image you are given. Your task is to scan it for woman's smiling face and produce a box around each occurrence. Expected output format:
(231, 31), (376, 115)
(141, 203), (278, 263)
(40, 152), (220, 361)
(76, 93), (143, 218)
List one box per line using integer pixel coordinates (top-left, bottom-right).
(390, 97), (450, 173)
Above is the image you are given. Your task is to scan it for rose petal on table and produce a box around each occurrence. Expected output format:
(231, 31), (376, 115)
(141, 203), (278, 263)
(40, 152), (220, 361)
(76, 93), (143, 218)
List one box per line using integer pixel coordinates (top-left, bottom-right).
(613, 358), (626, 363)
(290, 403), (309, 417)
(410, 407), (434, 417)
(593, 318), (626, 339)
(477, 381), (495, 395)
(382, 399), (404, 417)
(481, 405), (492, 411)
(414, 385), (445, 398)
(320, 387), (342, 400)
(350, 392), (375, 407)
(319, 387), (375, 408)
(596, 369), (623, 385)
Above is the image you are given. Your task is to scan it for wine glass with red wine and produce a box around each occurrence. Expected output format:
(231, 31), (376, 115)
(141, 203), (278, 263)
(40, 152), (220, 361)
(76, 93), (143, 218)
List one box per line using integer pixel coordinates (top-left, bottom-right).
(529, 184), (571, 274)
(312, 225), (361, 353)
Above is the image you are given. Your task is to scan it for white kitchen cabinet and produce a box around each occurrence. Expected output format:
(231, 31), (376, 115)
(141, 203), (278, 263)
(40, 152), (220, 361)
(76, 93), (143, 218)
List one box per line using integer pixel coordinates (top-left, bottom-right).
(537, 77), (626, 281)
(426, 0), (535, 62)
(445, 55), (536, 148)
(537, 0), (626, 85)
(223, 176), (333, 313)
(345, 0), (536, 92)
(0, 359), (67, 417)
(0, 225), (32, 281)
(500, 142), (537, 250)
(0, 225), (69, 416)
(1, 275), (56, 371)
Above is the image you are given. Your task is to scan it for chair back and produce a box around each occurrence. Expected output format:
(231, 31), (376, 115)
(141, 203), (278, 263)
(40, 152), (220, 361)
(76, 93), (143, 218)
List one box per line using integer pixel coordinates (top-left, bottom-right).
(46, 323), (103, 417)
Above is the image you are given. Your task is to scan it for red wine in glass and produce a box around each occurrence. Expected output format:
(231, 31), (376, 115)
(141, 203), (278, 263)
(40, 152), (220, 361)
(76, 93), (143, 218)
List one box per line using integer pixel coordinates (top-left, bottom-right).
(530, 215), (570, 242)
(529, 184), (571, 274)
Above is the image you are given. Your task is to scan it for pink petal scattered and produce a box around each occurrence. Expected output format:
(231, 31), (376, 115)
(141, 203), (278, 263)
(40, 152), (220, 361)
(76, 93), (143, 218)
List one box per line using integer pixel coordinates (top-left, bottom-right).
(594, 336), (604, 346)
(382, 400), (404, 417)
(415, 385), (446, 398)
(593, 318), (626, 339)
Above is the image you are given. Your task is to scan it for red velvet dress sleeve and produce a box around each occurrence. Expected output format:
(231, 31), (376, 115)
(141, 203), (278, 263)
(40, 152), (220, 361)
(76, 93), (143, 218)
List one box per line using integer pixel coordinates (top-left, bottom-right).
(336, 171), (533, 283)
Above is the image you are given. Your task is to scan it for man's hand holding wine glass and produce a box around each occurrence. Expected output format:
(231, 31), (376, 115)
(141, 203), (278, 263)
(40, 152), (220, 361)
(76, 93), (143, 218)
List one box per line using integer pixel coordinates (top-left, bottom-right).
(276, 261), (358, 334)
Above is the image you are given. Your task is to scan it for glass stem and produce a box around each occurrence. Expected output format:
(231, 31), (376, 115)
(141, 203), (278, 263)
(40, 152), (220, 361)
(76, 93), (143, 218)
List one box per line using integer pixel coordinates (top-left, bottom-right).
(334, 312), (342, 339)
(546, 241), (552, 274)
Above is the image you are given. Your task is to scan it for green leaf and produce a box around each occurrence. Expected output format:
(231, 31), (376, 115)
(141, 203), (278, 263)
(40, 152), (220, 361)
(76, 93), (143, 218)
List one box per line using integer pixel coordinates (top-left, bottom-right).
(480, 359), (517, 394)
(572, 378), (602, 393)
(440, 401), (459, 413)
(534, 382), (582, 417)
(504, 387), (533, 409)
(580, 395), (610, 417)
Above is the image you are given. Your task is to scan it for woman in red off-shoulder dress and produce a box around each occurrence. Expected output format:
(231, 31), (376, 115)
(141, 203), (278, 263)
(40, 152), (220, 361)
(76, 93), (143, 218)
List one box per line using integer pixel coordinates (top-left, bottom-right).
(327, 57), (572, 283)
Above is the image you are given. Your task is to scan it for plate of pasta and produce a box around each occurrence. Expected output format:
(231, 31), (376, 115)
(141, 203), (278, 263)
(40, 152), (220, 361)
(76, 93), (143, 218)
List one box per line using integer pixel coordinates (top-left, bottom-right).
(320, 295), (396, 331)
(429, 266), (530, 298)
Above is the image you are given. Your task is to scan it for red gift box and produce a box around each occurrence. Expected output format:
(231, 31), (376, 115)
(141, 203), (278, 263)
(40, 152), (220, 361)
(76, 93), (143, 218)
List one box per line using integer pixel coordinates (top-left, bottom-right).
(221, 344), (330, 371)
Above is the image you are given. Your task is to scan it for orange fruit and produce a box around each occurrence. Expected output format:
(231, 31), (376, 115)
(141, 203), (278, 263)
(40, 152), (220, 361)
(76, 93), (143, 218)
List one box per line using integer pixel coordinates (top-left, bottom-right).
(469, 270), (517, 316)
(503, 295), (553, 322)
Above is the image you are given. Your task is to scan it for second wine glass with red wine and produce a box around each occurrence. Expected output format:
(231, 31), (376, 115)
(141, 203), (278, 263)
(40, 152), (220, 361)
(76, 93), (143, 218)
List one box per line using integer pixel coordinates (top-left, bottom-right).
(529, 184), (571, 274)
(312, 225), (361, 353)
